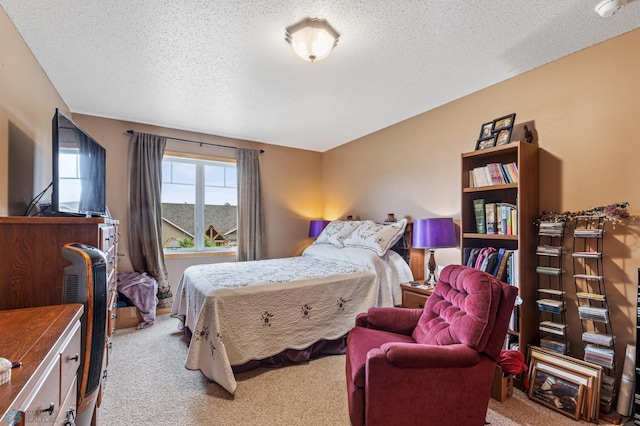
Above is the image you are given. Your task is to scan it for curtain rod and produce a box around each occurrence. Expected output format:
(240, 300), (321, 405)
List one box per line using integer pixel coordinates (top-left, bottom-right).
(125, 130), (264, 153)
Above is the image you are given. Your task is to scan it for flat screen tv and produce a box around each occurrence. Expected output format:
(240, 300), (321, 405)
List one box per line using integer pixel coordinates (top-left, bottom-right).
(52, 109), (107, 217)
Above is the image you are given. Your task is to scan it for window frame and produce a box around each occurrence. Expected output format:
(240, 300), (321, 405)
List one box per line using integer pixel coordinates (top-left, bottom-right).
(162, 151), (237, 256)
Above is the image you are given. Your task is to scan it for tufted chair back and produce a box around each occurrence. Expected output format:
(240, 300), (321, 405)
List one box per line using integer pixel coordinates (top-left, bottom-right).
(412, 265), (504, 360)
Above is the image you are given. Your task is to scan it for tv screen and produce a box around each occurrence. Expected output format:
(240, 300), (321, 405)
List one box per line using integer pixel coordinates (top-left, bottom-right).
(52, 109), (107, 217)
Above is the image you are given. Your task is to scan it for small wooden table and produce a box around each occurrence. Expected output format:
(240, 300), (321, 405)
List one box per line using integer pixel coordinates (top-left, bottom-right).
(400, 283), (434, 309)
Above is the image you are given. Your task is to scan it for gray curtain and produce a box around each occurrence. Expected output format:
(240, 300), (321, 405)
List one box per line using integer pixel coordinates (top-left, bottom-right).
(128, 132), (172, 308)
(236, 148), (265, 261)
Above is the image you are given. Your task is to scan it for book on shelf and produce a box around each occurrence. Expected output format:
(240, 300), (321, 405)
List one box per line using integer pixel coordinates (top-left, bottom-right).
(538, 221), (565, 237)
(499, 163), (513, 184)
(572, 251), (602, 259)
(539, 321), (568, 335)
(505, 162), (518, 182)
(499, 203), (516, 235)
(540, 338), (569, 354)
(536, 298), (565, 308)
(573, 274), (603, 281)
(574, 229), (604, 238)
(537, 304), (565, 315)
(472, 167), (490, 187)
(537, 288), (565, 296)
(486, 163), (506, 185)
(506, 249), (519, 288)
(578, 306), (610, 323)
(473, 199), (486, 234)
(485, 203), (497, 234)
(576, 292), (606, 301)
(584, 344), (615, 369)
(468, 162), (518, 188)
(494, 249), (513, 282)
(582, 331), (614, 346)
(536, 266), (563, 275)
(537, 299), (565, 314)
(536, 244), (563, 256)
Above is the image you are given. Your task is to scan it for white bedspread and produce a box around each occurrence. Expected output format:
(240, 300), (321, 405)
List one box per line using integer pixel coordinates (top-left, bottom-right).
(171, 244), (412, 394)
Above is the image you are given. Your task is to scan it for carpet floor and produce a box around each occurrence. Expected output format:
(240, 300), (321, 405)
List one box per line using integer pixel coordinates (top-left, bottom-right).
(98, 313), (614, 425)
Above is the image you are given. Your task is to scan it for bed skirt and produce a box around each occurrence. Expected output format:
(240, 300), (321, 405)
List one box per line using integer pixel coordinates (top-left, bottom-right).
(183, 326), (347, 374)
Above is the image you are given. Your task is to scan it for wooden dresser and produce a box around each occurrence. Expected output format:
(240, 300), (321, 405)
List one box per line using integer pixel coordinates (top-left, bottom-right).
(0, 216), (119, 424)
(0, 304), (84, 425)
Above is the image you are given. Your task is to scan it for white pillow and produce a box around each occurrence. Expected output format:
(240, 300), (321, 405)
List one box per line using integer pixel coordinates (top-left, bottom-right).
(343, 219), (407, 256)
(314, 220), (361, 248)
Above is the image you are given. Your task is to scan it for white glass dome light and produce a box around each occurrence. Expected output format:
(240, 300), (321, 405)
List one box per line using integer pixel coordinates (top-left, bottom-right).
(285, 18), (340, 62)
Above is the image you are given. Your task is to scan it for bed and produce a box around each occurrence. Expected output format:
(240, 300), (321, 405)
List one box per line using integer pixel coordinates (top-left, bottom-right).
(170, 219), (416, 394)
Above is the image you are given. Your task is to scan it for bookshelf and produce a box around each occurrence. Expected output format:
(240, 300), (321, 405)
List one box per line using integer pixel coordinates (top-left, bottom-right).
(536, 219), (569, 355)
(572, 215), (617, 413)
(461, 141), (539, 384)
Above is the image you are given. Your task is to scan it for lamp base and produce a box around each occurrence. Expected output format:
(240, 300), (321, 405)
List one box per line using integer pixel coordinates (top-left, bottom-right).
(424, 249), (438, 287)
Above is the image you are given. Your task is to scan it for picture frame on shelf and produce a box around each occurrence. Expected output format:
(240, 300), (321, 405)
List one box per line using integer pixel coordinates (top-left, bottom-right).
(492, 113), (516, 131)
(528, 360), (586, 421)
(496, 128), (512, 146)
(475, 135), (496, 151)
(478, 122), (493, 140)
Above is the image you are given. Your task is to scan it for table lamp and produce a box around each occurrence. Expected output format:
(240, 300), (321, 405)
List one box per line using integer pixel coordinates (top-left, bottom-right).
(309, 220), (330, 238)
(412, 218), (457, 286)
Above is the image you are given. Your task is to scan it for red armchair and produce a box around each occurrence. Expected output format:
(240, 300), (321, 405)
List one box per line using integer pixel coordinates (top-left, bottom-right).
(345, 265), (518, 426)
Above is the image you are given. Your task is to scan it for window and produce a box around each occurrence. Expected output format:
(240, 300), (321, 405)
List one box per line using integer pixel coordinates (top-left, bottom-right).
(58, 148), (82, 202)
(161, 154), (237, 253)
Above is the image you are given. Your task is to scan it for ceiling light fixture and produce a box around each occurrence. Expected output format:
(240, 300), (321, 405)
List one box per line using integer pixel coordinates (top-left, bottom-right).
(595, 0), (629, 17)
(285, 17), (340, 62)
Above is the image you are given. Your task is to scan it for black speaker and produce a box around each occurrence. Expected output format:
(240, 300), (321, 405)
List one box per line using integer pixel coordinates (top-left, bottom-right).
(62, 243), (107, 426)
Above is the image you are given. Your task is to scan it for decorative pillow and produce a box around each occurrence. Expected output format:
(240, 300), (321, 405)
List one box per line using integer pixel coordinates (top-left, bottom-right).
(314, 220), (361, 248)
(343, 219), (407, 256)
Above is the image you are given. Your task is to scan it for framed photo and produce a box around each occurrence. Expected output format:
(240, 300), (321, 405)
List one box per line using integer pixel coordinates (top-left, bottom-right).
(495, 128), (512, 146)
(529, 346), (602, 423)
(475, 135), (496, 151)
(478, 122), (493, 140)
(528, 362), (585, 420)
(492, 113), (516, 131)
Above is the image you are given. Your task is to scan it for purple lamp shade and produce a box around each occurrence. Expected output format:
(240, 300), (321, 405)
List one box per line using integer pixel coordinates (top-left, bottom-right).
(412, 218), (457, 249)
(309, 220), (330, 238)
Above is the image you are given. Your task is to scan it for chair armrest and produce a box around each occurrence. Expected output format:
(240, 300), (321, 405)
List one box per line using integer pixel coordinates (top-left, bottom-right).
(375, 343), (481, 368)
(359, 307), (423, 335)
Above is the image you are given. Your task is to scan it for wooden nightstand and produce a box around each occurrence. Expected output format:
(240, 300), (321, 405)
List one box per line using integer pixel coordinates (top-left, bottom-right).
(400, 283), (434, 309)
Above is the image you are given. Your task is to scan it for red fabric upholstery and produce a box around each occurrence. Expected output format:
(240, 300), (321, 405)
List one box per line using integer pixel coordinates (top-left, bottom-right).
(345, 265), (518, 426)
(413, 265), (501, 356)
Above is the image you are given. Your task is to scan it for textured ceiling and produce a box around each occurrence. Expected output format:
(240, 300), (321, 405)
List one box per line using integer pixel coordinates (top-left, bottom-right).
(1, 1), (639, 152)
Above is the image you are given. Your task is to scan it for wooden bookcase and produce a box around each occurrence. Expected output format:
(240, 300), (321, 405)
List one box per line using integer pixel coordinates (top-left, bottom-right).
(461, 141), (539, 381)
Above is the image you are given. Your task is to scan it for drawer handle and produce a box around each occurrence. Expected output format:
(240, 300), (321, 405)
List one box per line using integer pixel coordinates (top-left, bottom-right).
(42, 402), (55, 415)
(70, 353), (80, 362)
(418, 303), (424, 308)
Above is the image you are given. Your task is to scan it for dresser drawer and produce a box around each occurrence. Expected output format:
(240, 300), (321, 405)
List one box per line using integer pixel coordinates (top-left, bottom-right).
(402, 291), (429, 309)
(55, 376), (77, 426)
(59, 321), (82, 402)
(21, 357), (61, 424)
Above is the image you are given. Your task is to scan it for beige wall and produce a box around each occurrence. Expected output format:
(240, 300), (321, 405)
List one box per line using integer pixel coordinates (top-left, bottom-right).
(71, 114), (324, 282)
(0, 8), (70, 216)
(324, 29), (640, 376)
